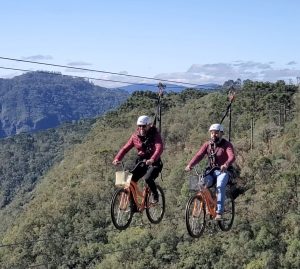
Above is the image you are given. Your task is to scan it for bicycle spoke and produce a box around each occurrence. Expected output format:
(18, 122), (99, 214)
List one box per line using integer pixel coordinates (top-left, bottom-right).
(111, 189), (133, 230)
(218, 193), (235, 231)
(185, 194), (206, 238)
(146, 185), (165, 224)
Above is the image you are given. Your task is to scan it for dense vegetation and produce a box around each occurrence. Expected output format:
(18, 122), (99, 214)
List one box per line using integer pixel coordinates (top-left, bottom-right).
(0, 119), (95, 236)
(0, 71), (128, 137)
(0, 81), (299, 268)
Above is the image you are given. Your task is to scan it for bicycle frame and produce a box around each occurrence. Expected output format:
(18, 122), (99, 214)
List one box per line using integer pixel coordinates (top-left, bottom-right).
(186, 166), (235, 237)
(125, 181), (150, 212)
(192, 167), (218, 218)
(111, 160), (166, 230)
(197, 187), (217, 219)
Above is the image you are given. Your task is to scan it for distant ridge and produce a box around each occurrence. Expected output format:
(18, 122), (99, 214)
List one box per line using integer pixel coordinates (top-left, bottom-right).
(115, 82), (221, 94)
(0, 71), (129, 137)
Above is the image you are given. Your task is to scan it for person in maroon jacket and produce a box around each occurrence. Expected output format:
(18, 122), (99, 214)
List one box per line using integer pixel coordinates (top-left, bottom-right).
(112, 115), (163, 204)
(185, 123), (235, 220)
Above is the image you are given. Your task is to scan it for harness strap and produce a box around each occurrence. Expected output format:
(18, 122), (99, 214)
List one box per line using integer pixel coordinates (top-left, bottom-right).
(152, 82), (165, 133)
(208, 142), (216, 168)
(208, 142), (221, 168)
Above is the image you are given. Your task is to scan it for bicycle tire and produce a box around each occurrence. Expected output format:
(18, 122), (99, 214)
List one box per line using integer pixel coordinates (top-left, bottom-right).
(111, 188), (134, 230)
(146, 185), (165, 224)
(185, 193), (206, 238)
(218, 191), (235, 231)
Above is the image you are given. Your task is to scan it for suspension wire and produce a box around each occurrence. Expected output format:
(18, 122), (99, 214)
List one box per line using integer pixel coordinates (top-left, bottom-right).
(19, 212), (286, 269)
(13, 215), (185, 268)
(0, 193), (281, 250)
(1, 192), (295, 269)
(26, 236), (182, 269)
(220, 90), (235, 141)
(0, 61), (297, 265)
(157, 82), (165, 133)
(0, 164), (293, 249)
(0, 56), (203, 88)
(0, 215), (181, 249)
(152, 82), (165, 132)
(0, 66), (180, 89)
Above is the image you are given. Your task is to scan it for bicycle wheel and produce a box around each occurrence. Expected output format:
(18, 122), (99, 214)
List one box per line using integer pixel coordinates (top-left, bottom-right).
(185, 193), (206, 238)
(218, 190), (235, 231)
(111, 188), (134, 230)
(146, 185), (165, 224)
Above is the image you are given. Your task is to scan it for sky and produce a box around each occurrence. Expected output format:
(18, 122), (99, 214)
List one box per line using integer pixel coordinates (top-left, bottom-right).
(0, 0), (300, 88)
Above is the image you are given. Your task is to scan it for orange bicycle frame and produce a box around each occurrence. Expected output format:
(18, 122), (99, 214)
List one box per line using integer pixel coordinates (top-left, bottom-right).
(196, 187), (217, 218)
(125, 181), (150, 211)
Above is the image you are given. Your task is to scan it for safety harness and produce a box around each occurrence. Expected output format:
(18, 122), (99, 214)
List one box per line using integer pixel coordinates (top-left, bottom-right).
(208, 90), (235, 168)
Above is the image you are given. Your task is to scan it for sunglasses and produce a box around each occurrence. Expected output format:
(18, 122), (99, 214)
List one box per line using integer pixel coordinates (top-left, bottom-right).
(138, 125), (147, 128)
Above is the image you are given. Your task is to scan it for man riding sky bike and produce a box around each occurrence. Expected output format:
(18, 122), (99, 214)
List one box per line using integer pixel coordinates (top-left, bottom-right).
(185, 123), (236, 220)
(112, 115), (163, 204)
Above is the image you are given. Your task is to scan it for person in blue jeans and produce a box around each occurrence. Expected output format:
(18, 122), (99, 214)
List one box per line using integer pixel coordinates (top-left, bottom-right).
(185, 123), (236, 220)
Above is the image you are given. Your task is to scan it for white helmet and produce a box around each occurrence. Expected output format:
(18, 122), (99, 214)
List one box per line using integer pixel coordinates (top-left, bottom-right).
(209, 123), (224, 132)
(137, 115), (151, 125)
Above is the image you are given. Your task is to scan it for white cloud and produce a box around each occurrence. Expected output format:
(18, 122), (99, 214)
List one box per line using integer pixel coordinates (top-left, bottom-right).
(67, 61), (92, 66)
(64, 61), (93, 73)
(155, 61), (300, 85)
(22, 55), (53, 61)
(261, 68), (300, 81)
(233, 61), (272, 70)
(92, 60), (300, 88)
(118, 71), (128, 75)
(8, 58), (297, 88)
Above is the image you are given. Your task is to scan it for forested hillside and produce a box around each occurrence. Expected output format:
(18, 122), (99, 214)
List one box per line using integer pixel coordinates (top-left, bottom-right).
(0, 119), (95, 236)
(0, 82), (299, 268)
(0, 71), (128, 137)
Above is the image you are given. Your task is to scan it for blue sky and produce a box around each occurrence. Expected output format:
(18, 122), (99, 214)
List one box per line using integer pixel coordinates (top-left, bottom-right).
(0, 0), (300, 87)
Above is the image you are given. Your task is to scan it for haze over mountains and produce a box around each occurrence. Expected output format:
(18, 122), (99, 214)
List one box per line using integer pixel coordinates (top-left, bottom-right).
(0, 71), (129, 137)
(0, 71), (219, 138)
(117, 82), (221, 94)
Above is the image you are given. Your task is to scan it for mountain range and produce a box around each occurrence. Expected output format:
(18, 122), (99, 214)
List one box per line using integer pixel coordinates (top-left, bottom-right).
(116, 82), (221, 94)
(0, 71), (129, 137)
(0, 72), (220, 138)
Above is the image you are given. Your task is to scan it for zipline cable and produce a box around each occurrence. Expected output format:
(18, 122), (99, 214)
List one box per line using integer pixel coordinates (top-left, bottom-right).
(0, 66), (182, 89)
(0, 56), (204, 88)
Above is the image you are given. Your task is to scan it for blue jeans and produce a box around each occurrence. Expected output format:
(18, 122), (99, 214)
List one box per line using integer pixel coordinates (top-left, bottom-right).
(205, 169), (229, 214)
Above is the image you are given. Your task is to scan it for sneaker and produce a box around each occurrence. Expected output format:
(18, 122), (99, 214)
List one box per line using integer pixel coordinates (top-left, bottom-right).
(131, 203), (139, 213)
(215, 213), (223, 221)
(152, 193), (159, 204)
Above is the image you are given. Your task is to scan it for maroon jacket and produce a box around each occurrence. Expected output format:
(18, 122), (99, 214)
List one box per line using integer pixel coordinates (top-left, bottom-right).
(188, 138), (235, 169)
(114, 127), (163, 162)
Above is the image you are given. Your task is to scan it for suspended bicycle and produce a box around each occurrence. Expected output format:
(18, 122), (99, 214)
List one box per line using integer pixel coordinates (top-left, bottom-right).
(111, 161), (165, 230)
(185, 167), (235, 238)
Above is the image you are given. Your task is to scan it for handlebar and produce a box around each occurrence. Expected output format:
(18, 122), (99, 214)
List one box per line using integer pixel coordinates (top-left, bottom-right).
(129, 160), (146, 173)
(193, 166), (221, 177)
(115, 160), (147, 173)
(190, 166), (220, 189)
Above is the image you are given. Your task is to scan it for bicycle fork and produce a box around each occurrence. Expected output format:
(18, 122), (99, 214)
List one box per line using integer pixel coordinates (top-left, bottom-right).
(192, 195), (204, 217)
(119, 191), (130, 210)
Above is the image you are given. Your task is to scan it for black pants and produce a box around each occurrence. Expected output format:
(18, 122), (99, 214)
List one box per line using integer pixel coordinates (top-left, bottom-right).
(132, 157), (163, 196)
